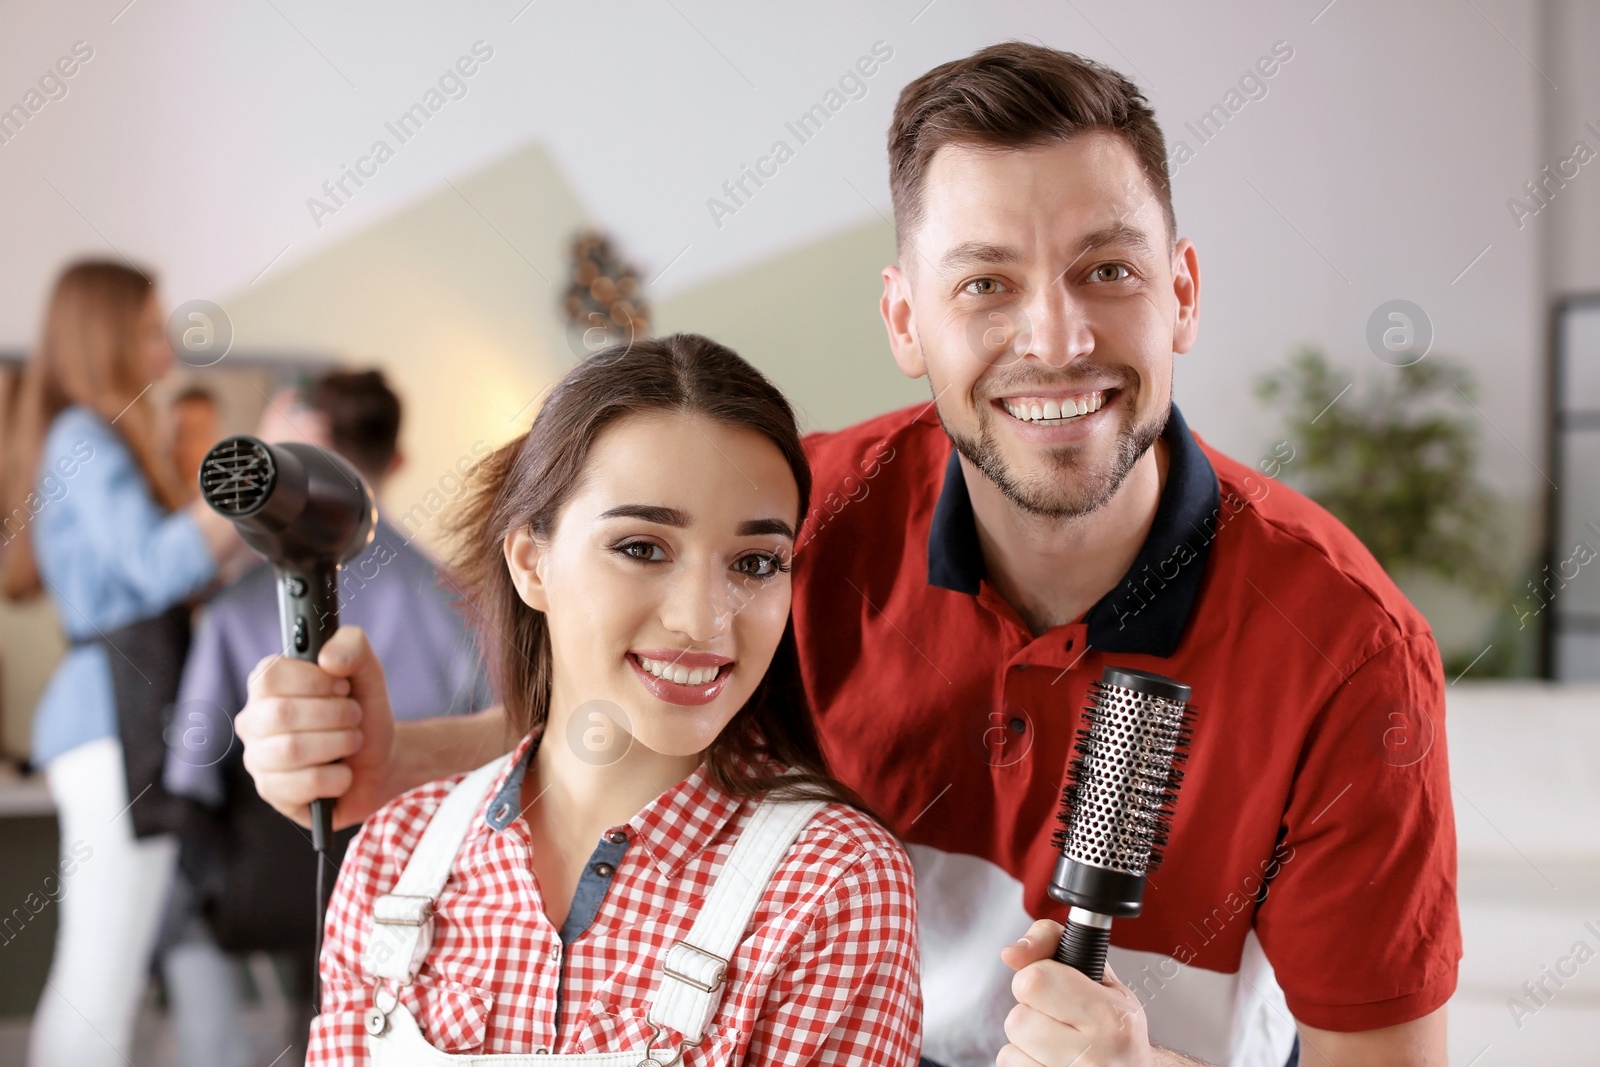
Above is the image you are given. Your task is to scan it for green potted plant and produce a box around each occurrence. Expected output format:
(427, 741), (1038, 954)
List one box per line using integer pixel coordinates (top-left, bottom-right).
(1255, 347), (1517, 676)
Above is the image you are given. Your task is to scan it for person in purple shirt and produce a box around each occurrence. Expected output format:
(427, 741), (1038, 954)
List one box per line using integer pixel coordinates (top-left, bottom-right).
(159, 370), (493, 1067)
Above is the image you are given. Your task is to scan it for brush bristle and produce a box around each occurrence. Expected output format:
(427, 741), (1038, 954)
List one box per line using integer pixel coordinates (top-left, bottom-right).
(1051, 681), (1193, 875)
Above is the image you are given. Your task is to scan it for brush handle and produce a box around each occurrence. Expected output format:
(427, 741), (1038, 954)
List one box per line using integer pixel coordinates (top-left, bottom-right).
(1054, 915), (1112, 981)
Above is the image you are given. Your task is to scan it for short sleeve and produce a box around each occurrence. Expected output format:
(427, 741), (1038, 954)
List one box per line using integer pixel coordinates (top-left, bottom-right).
(1253, 632), (1461, 1030)
(745, 843), (923, 1066)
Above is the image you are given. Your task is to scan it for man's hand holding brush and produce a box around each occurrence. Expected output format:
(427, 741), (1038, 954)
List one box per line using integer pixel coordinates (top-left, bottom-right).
(999, 919), (1211, 1067)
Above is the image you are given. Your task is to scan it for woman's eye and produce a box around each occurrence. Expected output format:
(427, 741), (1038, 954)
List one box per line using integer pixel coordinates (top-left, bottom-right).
(1091, 264), (1131, 283)
(963, 277), (1005, 296)
(733, 553), (787, 579)
(616, 540), (667, 563)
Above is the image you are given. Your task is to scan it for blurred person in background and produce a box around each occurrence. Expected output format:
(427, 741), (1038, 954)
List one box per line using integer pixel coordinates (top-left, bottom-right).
(159, 368), (494, 1067)
(168, 383), (222, 496)
(0, 259), (243, 1067)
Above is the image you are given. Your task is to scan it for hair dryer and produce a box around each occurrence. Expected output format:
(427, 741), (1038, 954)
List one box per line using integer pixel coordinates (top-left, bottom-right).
(198, 434), (376, 1004)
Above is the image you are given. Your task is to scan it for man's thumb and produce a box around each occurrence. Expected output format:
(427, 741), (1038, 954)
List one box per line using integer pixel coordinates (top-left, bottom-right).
(1001, 918), (1066, 971)
(318, 626), (386, 706)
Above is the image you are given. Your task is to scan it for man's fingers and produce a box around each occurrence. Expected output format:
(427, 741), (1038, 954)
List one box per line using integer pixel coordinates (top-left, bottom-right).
(237, 695), (363, 744)
(244, 725), (363, 774)
(1011, 956), (1115, 1029)
(995, 1039), (1051, 1067)
(1002, 1001), (1090, 1066)
(246, 653), (352, 701)
(247, 764), (353, 827)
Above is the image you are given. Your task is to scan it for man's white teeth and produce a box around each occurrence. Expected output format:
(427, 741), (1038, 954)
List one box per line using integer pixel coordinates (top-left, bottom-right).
(1000, 391), (1105, 424)
(637, 656), (720, 686)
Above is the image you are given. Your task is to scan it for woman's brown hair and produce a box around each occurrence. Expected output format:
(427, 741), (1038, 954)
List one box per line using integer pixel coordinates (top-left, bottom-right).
(447, 332), (872, 813)
(1, 260), (188, 600)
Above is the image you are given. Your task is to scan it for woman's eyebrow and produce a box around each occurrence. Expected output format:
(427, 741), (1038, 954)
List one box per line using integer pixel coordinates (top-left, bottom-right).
(597, 505), (794, 541)
(598, 504), (689, 526)
(738, 517), (795, 540)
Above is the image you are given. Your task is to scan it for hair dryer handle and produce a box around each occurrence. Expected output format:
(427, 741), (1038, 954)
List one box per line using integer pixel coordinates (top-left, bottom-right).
(276, 560), (339, 856)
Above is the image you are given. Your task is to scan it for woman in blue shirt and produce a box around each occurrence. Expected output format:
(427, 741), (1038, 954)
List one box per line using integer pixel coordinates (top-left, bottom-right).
(1, 260), (241, 1067)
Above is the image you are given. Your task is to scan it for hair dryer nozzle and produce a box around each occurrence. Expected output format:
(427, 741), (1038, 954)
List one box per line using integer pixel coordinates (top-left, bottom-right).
(199, 436), (376, 568)
(199, 436), (278, 516)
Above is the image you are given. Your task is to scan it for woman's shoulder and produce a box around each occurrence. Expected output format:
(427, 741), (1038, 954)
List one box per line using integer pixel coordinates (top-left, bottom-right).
(767, 800), (916, 900)
(341, 771), (479, 889)
(43, 404), (118, 457)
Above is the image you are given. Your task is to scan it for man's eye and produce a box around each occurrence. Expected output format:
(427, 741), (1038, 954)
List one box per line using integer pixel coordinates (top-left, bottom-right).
(963, 277), (1005, 296)
(1092, 264), (1131, 282)
(733, 553), (788, 579)
(616, 540), (667, 562)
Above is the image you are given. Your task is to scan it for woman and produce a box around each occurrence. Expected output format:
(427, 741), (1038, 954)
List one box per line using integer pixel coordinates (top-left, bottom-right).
(286, 333), (922, 1063)
(1, 260), (240, 1066)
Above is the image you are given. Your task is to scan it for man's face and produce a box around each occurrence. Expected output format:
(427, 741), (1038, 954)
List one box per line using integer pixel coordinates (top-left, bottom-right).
(883, 132), (1198, 518)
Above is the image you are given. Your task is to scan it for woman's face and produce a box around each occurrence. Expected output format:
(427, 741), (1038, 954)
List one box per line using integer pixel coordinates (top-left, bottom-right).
(135, 290), (174, 383)
(505, 411), (800, 762)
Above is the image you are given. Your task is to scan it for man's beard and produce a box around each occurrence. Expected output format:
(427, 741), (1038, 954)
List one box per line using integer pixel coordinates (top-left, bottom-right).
(941, 390), (1168, 520)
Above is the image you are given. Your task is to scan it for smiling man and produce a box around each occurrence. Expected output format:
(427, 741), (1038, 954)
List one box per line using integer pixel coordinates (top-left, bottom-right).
(234, 43), (1458, 1067)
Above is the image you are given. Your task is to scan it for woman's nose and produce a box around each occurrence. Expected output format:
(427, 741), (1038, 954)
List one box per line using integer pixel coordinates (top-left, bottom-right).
(658, 560), (736, 643)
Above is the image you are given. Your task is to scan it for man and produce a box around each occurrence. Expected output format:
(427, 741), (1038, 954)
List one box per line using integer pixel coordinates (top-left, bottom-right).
(168, 383), (223, 495)
(160, 370), (493, 1067)
(235, 45), (1458, 1066)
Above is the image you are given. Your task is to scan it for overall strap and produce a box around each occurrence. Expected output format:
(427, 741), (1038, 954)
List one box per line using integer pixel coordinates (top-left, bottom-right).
(649, 797), (826, 1045)
(364, 753), (515, 984)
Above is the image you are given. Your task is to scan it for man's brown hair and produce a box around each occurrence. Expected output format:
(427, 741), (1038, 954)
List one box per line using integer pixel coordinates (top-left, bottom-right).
(887, 42), (1175, 257)
(309, 369), (401, 483)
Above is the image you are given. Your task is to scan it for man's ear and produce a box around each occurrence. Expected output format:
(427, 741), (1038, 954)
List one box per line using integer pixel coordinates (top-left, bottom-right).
(881, 263), (927, 380)
(1171, 237), (1200, 355)
(504, 526), (550, 612)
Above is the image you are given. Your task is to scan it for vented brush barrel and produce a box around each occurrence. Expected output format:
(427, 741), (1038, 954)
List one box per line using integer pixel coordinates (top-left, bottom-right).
(1049, 666), (1192, 981)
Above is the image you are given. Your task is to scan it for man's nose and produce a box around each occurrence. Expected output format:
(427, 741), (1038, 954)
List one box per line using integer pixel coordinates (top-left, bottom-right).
(1015, 284), (1094, 369)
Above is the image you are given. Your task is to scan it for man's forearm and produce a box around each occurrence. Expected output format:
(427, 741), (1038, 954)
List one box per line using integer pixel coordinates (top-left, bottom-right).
(393, 705), (514, 792)
(1154, 1047), (1214, 1066)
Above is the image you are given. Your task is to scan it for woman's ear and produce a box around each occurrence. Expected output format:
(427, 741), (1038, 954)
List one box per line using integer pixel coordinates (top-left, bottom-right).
(504, 526), (550, 612)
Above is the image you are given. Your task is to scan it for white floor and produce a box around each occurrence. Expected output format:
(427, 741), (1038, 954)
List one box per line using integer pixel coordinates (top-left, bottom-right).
(0, 954), (303, 1067)
(1448, 865), (1600, 1065)
(1443, 683), (1600, 1067)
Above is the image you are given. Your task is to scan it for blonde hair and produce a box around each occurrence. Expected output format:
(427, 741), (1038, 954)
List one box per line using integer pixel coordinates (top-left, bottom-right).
(1, 260), (187, 600)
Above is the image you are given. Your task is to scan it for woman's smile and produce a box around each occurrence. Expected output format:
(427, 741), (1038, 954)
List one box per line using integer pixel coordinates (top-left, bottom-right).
(627, 649), (735, 706)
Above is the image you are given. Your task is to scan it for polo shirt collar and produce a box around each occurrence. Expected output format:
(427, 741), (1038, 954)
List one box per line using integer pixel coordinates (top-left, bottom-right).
(481, 728), (748, 878)
(926, 403), (1220, 657)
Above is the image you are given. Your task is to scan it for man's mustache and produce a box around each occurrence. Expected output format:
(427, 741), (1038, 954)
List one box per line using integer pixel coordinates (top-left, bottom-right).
(976, 367), (1135, 400)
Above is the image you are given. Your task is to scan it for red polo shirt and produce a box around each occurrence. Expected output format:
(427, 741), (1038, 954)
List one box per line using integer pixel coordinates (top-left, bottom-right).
(794, 400), (1460, 1061)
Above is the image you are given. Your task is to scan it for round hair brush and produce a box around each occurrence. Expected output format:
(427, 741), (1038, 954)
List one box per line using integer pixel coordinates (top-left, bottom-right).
(1049, 666), (1193, 981)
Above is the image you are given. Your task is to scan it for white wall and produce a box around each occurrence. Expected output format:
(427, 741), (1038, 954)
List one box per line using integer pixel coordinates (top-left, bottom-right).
(0, 0), (1556, 668)
(0, 0), (1543, 421)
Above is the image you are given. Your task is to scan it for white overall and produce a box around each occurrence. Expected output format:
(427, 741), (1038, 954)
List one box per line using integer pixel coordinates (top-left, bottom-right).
(357, 754), (825, 1066)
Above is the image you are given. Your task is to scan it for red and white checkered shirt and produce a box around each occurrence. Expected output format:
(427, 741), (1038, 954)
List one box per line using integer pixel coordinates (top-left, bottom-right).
(307, 732), (922, 1064)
